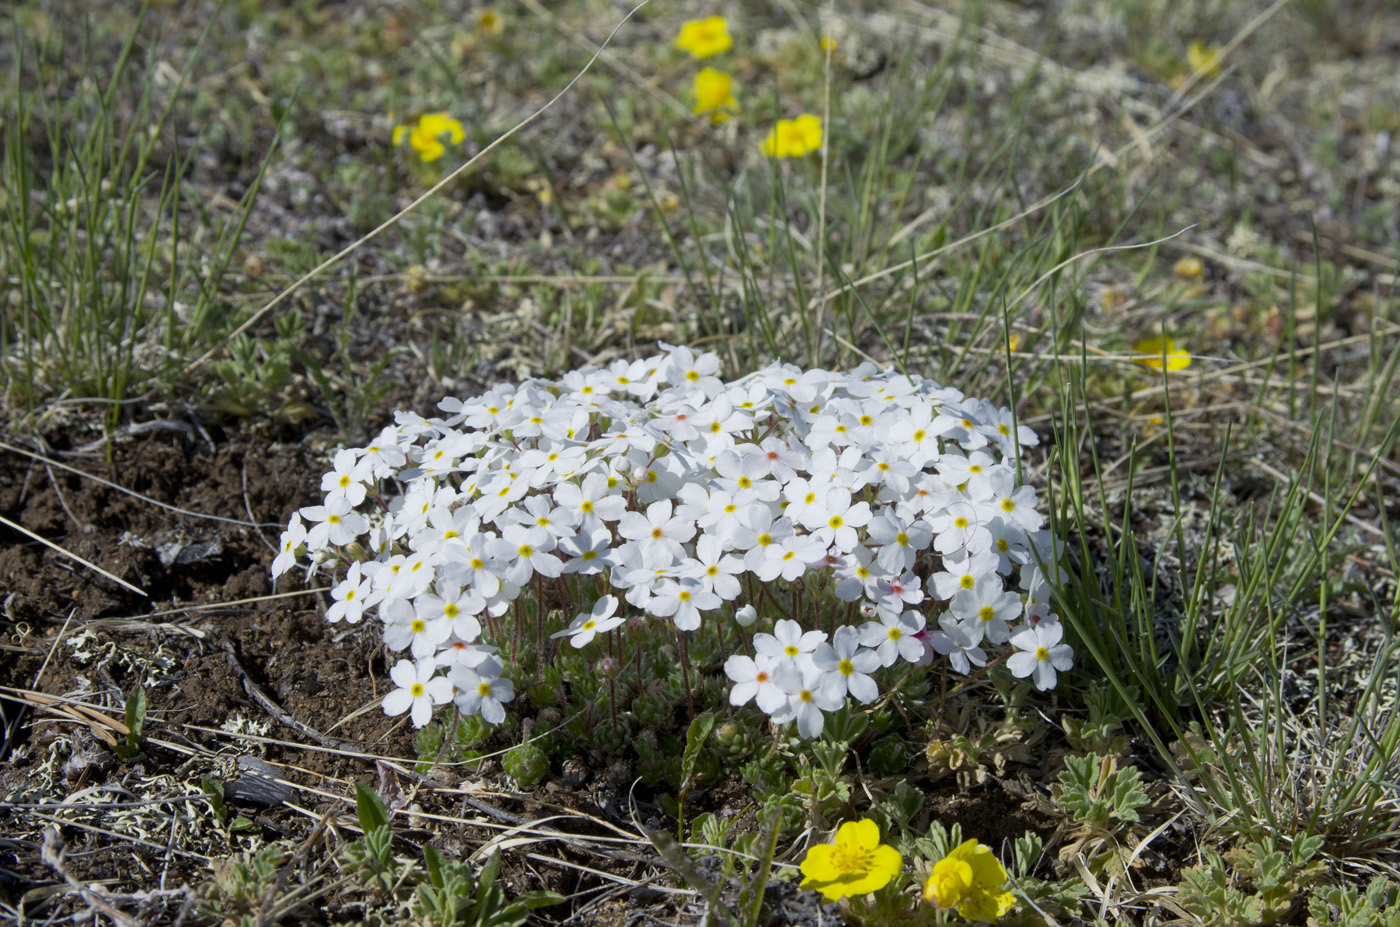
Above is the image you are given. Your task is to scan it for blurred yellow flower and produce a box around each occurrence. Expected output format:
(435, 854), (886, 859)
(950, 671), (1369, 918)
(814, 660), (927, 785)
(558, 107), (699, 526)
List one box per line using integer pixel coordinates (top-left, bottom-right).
(692, 68), (736, 121)
(1187, 40), (1223, 78)
(1173, 255), (1205, 280)
(395, 112), (466, 163)
(800, 819), (903, 902)
(762, 114), (822, 158)
(1131, 335), (1192, 371)
(675, 16), (732, 59)
(820, 35), (837, 53)
(476, 9), (504, 37)
(923, 839), (1015, 921)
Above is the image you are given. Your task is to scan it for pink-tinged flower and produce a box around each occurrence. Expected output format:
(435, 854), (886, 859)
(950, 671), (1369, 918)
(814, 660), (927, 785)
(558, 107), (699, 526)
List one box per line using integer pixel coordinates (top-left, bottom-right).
(724, 653), (794, 714)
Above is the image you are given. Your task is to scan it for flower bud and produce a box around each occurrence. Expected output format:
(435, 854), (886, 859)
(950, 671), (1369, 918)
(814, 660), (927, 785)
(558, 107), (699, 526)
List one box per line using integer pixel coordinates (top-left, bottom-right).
(734, 604), (757, 627)
(595, 656), (621, 679)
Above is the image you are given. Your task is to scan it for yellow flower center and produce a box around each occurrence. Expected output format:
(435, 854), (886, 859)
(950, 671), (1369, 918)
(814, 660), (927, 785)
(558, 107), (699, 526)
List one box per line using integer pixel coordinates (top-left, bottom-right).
(1036, 646), (1050, 660)
(411, 683), (424, 697)
(960, 575), (975, 589)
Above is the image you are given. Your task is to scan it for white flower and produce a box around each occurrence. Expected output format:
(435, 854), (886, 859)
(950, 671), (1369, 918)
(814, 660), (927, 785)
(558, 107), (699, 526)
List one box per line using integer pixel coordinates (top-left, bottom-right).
(753, 534), (828, 583)
(557, 525), (617, 575)
(926, 499), (989, 555)
(553, 595), (623, 648)
(833, 545), (880, 602)
(683, 534), (745, 600)
(929, 614), (987, 675)
(1007, 621), (1073, 690)
(327, 562), (371, 624)
(301, 498), (368, 549)
(866, 508), (931, 573)
(811, 626), (881, 704)
(979, 469), (1041, 531)
(553, 473), (627, 527)
(320, 448), (374, 506)
(775, 665), (844, 738)
(488, 524), (562, 584)
(724, 653), (793, 714)
(801, 487), (872, 552)
(413, 583), (484, 642)
(272, 513), (306, 578)
(450, 657), (515, 724)
(383, 658), (453, 728)
(617, 499), (696, 560)
(874, 570), (925, 614)
(382, 598), (452, 658)
(858, 609), (926, 667)
(647, 578), (720, 632)
(931, 550), (1000, 600)
(950, 582), (1023, 645)
(754, 619), (825, 673)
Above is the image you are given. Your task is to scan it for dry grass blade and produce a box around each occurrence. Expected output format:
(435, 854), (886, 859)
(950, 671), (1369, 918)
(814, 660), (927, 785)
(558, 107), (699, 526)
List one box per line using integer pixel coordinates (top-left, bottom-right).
(0, 514), (146, 597)
(0, 438), (272, 528)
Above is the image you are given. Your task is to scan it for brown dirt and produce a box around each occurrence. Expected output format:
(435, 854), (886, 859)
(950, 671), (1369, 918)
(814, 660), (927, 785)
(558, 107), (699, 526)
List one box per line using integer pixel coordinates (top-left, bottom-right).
(0, 432), (432, 906)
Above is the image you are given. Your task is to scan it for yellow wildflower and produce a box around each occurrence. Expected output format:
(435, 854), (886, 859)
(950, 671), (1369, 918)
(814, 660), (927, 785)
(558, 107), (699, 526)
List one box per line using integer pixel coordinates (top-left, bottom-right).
(395, 112), (466, 163)
(1131, 335), (1192, 371)
(923, 839), (1015, 921)
(1187, 40), (1223, 78)
(1173, 255), (1205, 280)
(800, 819), (903, 902)
(475, 8), (504, 37)
(820, 35), (837, 53)
(761, 114), (822, 158)
(675, 16), (732, 59)
(692, 68), (736, 121)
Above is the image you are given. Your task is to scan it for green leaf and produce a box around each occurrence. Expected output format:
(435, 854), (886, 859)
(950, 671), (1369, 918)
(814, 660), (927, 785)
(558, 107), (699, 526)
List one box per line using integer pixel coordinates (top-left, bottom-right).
(517, 891), (565, 910)
(424, 843), (447, 891)
(125, 686), (146, 740)
(354, 782), (391, 834)
(681, 711), (717, 789)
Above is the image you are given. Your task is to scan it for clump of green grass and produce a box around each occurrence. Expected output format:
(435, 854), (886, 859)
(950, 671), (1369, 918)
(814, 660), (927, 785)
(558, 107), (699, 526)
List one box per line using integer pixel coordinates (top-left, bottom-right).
(0, 11), (269, 430)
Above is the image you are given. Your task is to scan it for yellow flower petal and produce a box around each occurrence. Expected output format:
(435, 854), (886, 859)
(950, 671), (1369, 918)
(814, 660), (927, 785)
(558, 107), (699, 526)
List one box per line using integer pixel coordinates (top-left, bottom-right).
(762, 114), (823, 158)
(476, 8), (504, 37)
(1187, 40), (1222, 78)
(1131, 336), (1192, 371)
(799, 818), (902, 902)
(675, 16), (732, 59)
(1173, 255), (1204, 280)
(693, 67), (736, 119)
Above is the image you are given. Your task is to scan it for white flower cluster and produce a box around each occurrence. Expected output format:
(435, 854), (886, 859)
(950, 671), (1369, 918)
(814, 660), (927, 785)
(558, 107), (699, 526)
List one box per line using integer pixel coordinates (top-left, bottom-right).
(273, 344), (1070, 734)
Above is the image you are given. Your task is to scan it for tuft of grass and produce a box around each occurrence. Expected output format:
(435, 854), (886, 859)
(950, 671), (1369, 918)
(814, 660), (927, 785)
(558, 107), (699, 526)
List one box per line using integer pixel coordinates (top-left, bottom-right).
(0, 11), (269, 430)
